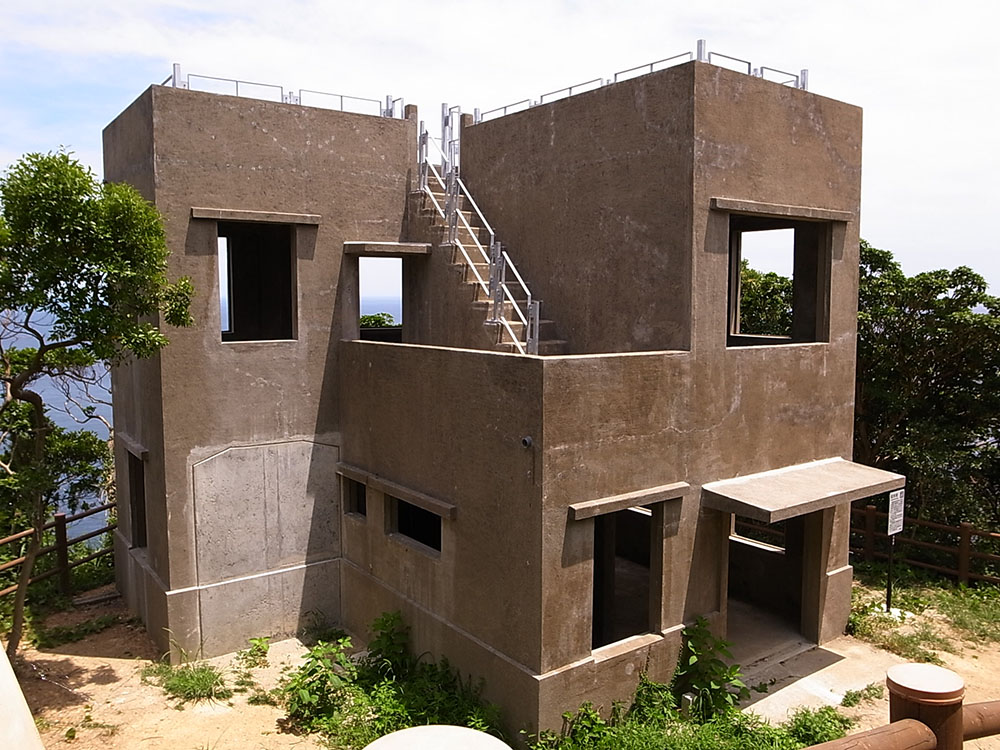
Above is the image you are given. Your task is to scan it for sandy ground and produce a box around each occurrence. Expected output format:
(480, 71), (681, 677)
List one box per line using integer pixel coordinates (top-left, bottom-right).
(10, 589), (1000, 749)
(12, 591), (324, 750)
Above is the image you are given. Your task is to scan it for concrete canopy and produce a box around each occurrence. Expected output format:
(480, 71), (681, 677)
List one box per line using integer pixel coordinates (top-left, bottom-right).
(702, 458), (904, 523)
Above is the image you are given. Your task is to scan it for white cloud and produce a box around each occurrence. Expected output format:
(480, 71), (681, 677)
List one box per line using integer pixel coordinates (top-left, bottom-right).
(1, 0), (999, 287)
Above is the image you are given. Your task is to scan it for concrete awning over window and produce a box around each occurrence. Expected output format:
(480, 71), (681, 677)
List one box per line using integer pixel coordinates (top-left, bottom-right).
(702, 458), (905, 523)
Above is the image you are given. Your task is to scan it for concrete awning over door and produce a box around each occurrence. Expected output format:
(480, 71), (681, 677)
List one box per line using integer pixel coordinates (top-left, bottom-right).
(702, 457), (904, 523)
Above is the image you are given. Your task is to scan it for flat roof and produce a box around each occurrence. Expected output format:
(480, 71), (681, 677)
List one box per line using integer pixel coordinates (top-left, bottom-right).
(702, 458), (905, 523)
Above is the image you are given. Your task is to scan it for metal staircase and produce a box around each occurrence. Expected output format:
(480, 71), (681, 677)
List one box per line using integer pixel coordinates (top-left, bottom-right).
(416, 107), (565, 355)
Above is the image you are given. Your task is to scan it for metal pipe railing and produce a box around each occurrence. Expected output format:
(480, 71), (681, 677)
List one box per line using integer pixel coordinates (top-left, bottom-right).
(418, 120), (539, 353)
(473, 41), (810, 123)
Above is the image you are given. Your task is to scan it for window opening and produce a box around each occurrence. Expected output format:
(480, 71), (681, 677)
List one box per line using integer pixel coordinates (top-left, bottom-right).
(359, 257), (402, 342)
(389, 496), (441, 552)
(727, 216), (830, 346)
(592, 506), (652, 649)
(343, 477), (367, 517)
(218, 221), (294, 341)
(127, 451), (147, 548)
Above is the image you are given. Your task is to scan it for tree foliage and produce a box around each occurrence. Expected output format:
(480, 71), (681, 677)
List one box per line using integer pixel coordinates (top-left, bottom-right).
(741, 240), (1000, 528)
(738, 260), (792, 336)
(854, 240), (1000, 526)
(0, 151), (192, 655)
(360, 312), (396, 328)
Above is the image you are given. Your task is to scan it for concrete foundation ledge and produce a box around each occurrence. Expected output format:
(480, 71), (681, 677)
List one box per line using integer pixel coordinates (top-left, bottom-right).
(164, 557), (341, 658)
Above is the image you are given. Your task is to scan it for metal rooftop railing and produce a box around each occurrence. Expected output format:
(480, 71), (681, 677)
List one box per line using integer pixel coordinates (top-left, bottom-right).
(474, 40), (809, 123)
(161, 64), (405, 118)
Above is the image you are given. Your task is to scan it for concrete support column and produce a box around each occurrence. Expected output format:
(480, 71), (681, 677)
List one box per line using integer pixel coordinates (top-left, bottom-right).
(800, 503), (852, 643)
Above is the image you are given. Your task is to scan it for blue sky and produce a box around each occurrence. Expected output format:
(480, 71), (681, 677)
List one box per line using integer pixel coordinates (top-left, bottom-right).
(2, 0), (998, 295)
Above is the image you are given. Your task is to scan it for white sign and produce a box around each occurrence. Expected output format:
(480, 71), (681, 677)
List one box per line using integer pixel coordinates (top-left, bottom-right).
(888, 489), (905, 535)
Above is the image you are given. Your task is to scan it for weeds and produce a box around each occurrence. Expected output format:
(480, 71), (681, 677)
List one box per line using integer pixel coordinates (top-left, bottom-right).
(142, 660), (232, 704)
(278, 611), (503, 748)
(31, 613), (121, 649)
(671, 617), (749, 721)
(841, 682), (884, 707)
(931, 585), (1000, 642)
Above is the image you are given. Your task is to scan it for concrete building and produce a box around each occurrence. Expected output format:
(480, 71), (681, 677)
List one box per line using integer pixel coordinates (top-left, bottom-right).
(104, 54), (904, 733)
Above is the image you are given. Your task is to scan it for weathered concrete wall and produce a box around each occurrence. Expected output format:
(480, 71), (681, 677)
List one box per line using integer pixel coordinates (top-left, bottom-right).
(104, 90), (173, 650)
(339, 341), (544, 670)
(105, 86), (416, 655)
(460, 65), (695, 354)
(690, 62), (863, 352)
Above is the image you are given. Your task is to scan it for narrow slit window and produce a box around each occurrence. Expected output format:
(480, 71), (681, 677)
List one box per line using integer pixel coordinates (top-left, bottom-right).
(128, 451), (147, 549)
(389, 496), (441, 552)
(344, 477), (367, 517)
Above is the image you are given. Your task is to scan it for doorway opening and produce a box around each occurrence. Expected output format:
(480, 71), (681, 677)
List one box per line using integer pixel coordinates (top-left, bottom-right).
(727, 515), (808, 667)
(592, 507), (653, 649)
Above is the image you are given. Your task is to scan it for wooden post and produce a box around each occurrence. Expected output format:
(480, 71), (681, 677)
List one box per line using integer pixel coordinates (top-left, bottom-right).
(865, 504), (877, 563)
(958, 522), (973, 584)
(888, 663), (965, 750)
(54, 512), (72, 596)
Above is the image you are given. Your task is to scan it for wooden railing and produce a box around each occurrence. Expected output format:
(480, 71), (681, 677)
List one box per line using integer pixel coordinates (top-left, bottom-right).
(0, 503), (116, 598)
(849, 505), (1000, 585)
(733, 507), (1000, 585)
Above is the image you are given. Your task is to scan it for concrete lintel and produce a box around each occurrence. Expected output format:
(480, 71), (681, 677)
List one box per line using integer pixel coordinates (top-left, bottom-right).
(569, 481), (690, 520)
(191, 207), (322, 224)
(116, 430), (149, 460)
(338, 462), (457, 519)
(710, 197), (853, 223)
(702, 458), (905, 523)
(343, 241), (432, 255)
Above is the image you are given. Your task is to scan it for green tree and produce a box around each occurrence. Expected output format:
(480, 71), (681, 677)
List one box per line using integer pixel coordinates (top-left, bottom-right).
(0, 151), (192, 655)
(738, 260), (792, 336)
(743, 240), (1000, 526)
(854, 240), (1000, 525)
(360, 312), (396, 327)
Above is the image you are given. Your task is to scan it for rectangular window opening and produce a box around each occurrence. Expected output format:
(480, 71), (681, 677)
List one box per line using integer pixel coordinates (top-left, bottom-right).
(218, 221), (295, 342)
(389, 495), (441, 552)
(592, 506), (652, 649)
(127, 451), (147, 549)
(359, 257), (403, 343)
(727, 216), (831, 346)
(343, 477), (367, 517)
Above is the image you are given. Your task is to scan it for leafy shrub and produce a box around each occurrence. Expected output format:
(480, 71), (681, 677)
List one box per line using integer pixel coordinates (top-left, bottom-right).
(671, 617), (750, 721)
(279, 611), (504, 748)
(784, 706), (854, 746)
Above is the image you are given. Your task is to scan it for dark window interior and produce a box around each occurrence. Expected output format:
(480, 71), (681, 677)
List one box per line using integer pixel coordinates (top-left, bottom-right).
(392, 496), (442, 552)
(128, 452), (147, 548)
(727, 215), (831, 346)
(344, 477), (367, 517)
(592, 507), (652, 648)
(218, 221), (294, 341)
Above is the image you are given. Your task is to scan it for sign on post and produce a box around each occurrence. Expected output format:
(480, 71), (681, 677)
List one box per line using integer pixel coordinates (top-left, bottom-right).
(888, 489), (905, 535)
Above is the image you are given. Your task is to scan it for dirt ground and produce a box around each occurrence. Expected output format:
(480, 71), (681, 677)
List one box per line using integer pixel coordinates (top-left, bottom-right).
(13, 590), (324, 750)
(11, 590), (1000, 749)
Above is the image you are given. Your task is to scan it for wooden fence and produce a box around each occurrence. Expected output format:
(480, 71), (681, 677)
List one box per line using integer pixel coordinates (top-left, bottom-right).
(0, 502), (117, 598)
(733, 505), (1000, 585)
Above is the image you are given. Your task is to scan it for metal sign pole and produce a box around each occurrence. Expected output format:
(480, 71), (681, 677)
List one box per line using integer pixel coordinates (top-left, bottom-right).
(887, 534), (895, 611)
(886, 488), (905, 612)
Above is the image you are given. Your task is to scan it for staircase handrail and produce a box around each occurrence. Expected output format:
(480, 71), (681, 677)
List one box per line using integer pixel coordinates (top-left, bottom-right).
(418, 121), (541, 354)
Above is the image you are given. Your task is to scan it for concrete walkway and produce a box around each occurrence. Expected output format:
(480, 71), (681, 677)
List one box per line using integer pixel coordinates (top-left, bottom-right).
(739, 635), (905, 723)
